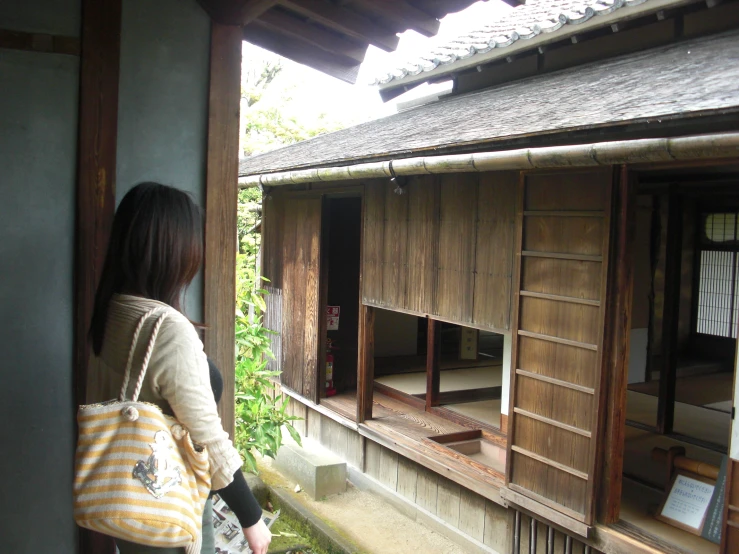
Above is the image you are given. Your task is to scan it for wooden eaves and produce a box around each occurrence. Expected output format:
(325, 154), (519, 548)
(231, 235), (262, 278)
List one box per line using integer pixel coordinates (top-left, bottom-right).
(195, 0), (520, 83)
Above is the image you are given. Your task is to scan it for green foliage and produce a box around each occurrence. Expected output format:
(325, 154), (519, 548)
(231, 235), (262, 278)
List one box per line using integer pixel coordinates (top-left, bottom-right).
(240, 57), (346, 157)
(233, 188), (302, 473)
(242, 106), (344, 157)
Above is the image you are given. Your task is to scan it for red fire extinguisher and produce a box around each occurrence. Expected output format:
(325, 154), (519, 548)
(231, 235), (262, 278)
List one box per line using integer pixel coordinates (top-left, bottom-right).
(326, 338), (337, 397)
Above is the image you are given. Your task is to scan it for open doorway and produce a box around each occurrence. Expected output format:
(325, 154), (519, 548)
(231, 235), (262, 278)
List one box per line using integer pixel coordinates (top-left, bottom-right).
(318, 196), (362, 418)
(619, 177), (739, 553)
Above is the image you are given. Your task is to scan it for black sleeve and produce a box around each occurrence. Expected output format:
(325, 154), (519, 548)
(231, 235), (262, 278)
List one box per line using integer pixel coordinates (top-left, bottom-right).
(214, 469), (263, 528)
(205, 357), (262, 527)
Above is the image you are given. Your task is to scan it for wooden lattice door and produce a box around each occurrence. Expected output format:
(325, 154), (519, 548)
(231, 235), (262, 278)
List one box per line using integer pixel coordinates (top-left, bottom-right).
(503, 169), (614, 534)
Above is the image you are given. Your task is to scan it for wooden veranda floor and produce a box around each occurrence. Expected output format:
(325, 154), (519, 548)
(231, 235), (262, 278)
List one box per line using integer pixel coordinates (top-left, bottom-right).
(320, 390), (506, 501)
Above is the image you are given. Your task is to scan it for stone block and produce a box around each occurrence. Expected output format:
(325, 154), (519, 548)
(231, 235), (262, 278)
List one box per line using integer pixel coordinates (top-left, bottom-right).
(275, 441), (347, 500)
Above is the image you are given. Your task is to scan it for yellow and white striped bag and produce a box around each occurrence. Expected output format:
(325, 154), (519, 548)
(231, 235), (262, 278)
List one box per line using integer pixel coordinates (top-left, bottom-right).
(74, 309), (211, 554)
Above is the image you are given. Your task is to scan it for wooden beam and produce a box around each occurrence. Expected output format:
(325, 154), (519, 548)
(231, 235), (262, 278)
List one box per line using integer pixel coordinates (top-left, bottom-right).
(426, 318), (441, 410)
(656, 191), (682, 434)
(244, 22), (360, 83)
(241, 0), (278, 24)
(598, 166), (637, 524)
(350, 0), (440, 37)
(75, 1), (121, 553)
(256, 9), (367, 63)
(281, 0), (400, 52)
(0, 28), (80, 55)
(357, 304), (375, 423)
(204, 22), (242, 440)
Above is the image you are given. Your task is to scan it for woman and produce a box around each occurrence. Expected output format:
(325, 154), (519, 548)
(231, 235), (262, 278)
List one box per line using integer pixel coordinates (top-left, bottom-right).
(88, 182), (271, 554)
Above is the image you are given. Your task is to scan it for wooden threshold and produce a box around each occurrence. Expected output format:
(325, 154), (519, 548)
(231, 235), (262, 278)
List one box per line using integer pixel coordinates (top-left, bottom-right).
(429, 406), (504, 439)
(373, 380), (426, 410)
(319, 391), (357, 421)
(415, 385), (501, 404)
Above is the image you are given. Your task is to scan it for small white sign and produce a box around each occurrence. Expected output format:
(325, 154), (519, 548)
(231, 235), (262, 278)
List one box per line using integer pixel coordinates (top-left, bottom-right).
(660, 474), (715, 530)
(327, 306), (340, 331)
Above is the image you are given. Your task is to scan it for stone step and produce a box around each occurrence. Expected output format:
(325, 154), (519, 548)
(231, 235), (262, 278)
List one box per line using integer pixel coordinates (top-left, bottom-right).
(274, 440), (347, 500)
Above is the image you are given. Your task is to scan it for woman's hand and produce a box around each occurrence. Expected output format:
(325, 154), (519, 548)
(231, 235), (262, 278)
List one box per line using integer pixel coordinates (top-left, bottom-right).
(242, 518), (271, 554)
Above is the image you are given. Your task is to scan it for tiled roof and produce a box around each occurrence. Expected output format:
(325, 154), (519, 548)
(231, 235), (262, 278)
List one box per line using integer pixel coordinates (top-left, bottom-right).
(374, 0), (652, 87)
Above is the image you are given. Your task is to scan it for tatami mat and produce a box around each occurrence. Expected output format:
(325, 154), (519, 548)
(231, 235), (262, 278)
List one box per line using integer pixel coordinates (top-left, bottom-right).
(444, 399), (501, 428)
(375, 365), (502, 395)
(626, 391), (730, 448)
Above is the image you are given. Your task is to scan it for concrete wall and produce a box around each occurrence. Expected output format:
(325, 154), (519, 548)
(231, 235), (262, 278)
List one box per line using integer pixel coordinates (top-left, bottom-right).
(0, 2), (80, 551)
(116, 0), (211, 321)
(0, 0), (80, 35)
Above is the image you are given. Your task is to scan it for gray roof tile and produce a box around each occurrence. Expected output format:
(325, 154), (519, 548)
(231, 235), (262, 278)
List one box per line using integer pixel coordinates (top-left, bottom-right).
(374, 0), (652, 86)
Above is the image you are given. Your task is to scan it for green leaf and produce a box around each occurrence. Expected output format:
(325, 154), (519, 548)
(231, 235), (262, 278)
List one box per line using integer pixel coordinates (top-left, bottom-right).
(286, 424), (302, 446)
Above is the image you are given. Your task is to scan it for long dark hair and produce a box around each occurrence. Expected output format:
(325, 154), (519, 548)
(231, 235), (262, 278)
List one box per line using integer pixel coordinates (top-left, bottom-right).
(90, 182), (203, 355)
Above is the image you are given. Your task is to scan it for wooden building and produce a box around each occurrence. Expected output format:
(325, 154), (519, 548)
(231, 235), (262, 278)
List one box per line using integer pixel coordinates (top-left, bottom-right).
(0, 1), (484, 552)
(238, 1), (739, 552)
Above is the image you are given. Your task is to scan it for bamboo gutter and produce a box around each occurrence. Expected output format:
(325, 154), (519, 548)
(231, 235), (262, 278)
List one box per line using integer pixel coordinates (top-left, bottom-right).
(238, 132), (739, 188)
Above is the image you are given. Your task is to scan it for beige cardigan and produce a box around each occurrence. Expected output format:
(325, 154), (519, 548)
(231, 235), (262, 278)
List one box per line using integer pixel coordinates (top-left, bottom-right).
(86, 294), (242, 490)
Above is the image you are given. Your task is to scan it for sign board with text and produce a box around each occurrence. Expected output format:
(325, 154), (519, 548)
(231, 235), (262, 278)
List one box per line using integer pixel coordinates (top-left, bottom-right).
(656, 472), (715, 535)
(327, 306), (340, 331)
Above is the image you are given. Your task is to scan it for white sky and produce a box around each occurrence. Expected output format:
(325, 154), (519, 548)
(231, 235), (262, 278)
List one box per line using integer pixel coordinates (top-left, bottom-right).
(241, 1), (512, 125)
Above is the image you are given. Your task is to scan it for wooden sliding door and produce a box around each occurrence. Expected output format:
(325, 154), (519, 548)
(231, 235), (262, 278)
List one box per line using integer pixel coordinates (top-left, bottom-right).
(261, 193), (323, 402)
(503, 169), (614, 533)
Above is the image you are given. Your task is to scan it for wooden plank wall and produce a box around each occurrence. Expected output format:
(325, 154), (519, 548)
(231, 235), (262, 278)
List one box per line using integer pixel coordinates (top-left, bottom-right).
(506, 169), (613, 526)
(298, 404), (596, 553)
(361, 172), (516, 331)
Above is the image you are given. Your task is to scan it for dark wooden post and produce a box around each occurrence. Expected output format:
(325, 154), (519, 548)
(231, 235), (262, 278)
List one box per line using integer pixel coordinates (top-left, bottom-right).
(598, 166), (637, 523)
(75, 1), (121, 552)
(426, 318), (441, 410)
(203, 22), (243, 440)
(357, 304), (375, 423)
(656, 190), (682, 434)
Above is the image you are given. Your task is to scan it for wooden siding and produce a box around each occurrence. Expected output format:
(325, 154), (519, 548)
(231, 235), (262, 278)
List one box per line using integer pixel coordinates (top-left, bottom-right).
(362, 171), (516, 331)
(505, 168), (613, 528)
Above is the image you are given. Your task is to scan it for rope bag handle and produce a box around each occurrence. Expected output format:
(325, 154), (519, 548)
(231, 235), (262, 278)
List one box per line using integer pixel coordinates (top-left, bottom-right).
(119, 307), (169, 402)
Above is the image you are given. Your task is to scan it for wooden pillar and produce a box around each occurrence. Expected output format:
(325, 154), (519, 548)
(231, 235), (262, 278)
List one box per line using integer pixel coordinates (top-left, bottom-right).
(426, 318), (441, 410)
(75, 1), (121, 552)
(357, 304), (375, 423)
(656, 191), (682, 434)
(598, 166), (637, 523)
(203, 22), (243, 440)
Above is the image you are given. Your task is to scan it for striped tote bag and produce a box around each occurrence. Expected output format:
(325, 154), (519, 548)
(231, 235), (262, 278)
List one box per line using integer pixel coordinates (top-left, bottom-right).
(74, 308), (211, 554)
